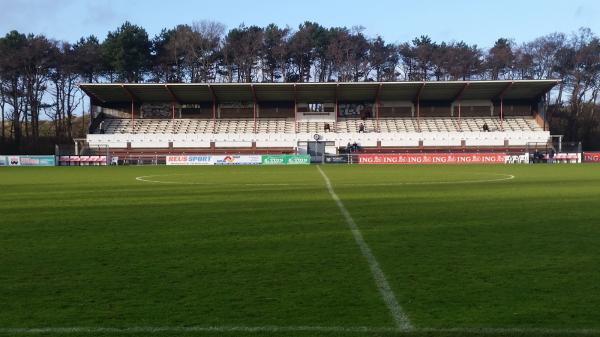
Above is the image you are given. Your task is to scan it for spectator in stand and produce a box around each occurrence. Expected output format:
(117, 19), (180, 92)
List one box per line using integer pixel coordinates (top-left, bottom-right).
(352, 142), (359, 152)
(533, 149), (540, 163)
(359, 123), (365, 133)
(548, 148), (555, 163)
(99, 121), (105, 134)
(324, 123), (331, 132)
(482, 122), (490, 132)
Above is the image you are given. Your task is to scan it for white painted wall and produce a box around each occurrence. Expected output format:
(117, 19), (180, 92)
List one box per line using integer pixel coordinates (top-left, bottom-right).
(88, 130), (550, 149)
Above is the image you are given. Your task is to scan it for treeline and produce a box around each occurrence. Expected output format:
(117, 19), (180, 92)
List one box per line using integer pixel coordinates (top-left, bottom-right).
(1, 21), (600, 153)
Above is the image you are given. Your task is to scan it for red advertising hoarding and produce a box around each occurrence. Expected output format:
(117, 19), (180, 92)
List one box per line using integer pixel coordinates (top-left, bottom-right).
(583, 152), (600, 163)
(358, 153), (507, 165)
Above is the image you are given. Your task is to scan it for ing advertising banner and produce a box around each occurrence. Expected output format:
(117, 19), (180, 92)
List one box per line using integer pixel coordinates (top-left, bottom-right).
(358, 153), (507, 165)
(583, 152), (600, 163)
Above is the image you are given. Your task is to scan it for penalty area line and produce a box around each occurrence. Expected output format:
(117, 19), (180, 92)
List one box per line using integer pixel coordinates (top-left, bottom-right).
(316, 165), (413, 331)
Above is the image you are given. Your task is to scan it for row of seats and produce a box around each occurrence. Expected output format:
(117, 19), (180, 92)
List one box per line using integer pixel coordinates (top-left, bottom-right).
(101, 118), (296, 134)
(338, 118), (542, 133)
(98, 117), (542, 134)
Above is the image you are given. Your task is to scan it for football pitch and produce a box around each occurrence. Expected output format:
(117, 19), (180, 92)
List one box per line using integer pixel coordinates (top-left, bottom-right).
(1, 164), (600, 337)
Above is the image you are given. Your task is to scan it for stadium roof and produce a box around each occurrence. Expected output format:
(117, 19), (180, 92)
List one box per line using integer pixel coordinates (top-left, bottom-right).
(80, 80), (560, 104)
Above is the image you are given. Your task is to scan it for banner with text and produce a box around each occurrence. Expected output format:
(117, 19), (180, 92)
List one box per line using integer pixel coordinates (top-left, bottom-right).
(583, 152), (600, 163)
(324, 155), (349, 164)
(166, 155), (213, 165)
(261, 155), (311, 165)
(358, 153), (507, 165)
(0, 155), (55, 166)
(213, 155), (262, 165)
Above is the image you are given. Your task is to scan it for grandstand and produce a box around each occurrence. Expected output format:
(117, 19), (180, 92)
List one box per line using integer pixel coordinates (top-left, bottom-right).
(80, 80), (558, 158)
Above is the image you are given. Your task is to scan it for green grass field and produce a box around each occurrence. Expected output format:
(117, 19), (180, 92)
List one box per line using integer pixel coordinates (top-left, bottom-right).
(1, 164), (600, 337)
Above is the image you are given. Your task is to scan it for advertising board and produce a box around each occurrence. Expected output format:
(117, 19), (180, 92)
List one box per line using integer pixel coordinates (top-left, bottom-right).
(583, 152), (600, 163)
(324, 155), (349, 164)
(358, 153), (507, 165)
(0, 155), (55, 166)
(261, 155), (311, 165)
(58, 156), (107, 166)
(166, 155), (213, 165)
(213, 155), (262, 165)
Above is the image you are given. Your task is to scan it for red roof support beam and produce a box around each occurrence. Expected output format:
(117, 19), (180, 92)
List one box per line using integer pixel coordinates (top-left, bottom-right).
(250, 84), (258, 133)
(121, 85), (139, 132)
(335, 84), (339, 132)
(208, 84), (217, 134)
(495, 81), (514, 131)
(413, 82), (426, 132)
(452, 82), (470, 131)
(164, 84), (181, 120)
(375, 83), (382, 132)
(293, 84), (298, 133)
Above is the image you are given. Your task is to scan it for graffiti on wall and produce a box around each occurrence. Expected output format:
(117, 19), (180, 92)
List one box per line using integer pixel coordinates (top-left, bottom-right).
(338, 103), (373, 117)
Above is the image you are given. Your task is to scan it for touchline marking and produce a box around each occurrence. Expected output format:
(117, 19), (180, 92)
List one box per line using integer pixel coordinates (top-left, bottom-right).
(3, 325), (600, 335)
(316, 165), (413, 331)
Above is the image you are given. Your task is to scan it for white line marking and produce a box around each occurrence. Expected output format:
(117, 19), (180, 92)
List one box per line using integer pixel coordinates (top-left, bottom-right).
(339, 173), (515, 186)
(0, 326), (397, 334)
(3, 325), (599, 335)
(135, 173), (515, 187)
(316, 165), (413, 331)
(135, 174), (291, 186)
(421, 327), (600, 335)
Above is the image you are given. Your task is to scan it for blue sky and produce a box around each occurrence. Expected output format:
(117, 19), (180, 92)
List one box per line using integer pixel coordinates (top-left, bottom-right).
(1, 0), (598, 47)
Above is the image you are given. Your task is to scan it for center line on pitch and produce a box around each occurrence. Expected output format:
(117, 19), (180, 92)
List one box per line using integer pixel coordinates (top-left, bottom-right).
(316, 165), (412, 331)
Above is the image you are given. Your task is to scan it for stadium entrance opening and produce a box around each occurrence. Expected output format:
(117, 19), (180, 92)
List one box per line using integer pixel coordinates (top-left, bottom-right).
(307, 141), (326, 163)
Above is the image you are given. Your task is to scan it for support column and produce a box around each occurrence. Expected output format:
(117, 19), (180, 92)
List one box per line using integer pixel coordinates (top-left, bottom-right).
(164, 85), (180, 121)
(251, 84), (257, 134)
(335, 84), (339, 132)
(212, 100), (217, 133)
(208, 85), (217, 134)
(375, 83), (382, 132)
(122, 85), (138, 134)
(500, 98), (504, 131)
(458, 102), (461, 131)
(452, 82), (469, 132)
(416, 98), (420, 132)
(293, 84), (298, 133)
(495, 81), (514, 132)
(414, 82), (425, 132)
